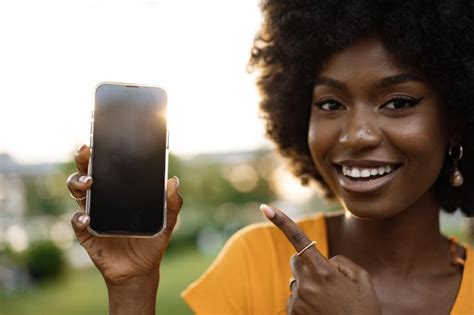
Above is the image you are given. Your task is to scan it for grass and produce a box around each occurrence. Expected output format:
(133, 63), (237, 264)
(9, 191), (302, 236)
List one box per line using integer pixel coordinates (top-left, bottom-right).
(1, 231), (472, 315)
(0, 247), (214, 315)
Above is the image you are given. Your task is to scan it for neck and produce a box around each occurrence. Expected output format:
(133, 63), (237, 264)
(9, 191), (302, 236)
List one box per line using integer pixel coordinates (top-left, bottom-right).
(334, 192), (449, 277)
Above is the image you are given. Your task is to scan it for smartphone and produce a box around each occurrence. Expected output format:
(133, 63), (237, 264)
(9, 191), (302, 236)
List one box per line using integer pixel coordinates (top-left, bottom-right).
(86, 82), (168, 237)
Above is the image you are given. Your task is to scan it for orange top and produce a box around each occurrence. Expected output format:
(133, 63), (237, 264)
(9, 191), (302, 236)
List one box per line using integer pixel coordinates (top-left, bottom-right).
(182, 213), (474, 315)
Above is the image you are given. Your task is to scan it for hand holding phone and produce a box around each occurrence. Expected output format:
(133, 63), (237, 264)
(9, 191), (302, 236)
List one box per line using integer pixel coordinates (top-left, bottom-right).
(65, 82), (183, 302)
(67, 145), (183, 288)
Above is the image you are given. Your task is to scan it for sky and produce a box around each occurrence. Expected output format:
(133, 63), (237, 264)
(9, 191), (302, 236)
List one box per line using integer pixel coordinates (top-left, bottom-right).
(0, 0), (269, 164)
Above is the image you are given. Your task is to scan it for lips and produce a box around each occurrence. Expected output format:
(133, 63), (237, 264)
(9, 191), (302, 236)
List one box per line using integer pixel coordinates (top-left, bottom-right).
(333, 162), (402, 194)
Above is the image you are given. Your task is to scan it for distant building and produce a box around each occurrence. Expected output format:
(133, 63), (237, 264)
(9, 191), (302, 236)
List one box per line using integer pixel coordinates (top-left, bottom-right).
(0, 153), (60, 224)
(0, 154), (26, 219)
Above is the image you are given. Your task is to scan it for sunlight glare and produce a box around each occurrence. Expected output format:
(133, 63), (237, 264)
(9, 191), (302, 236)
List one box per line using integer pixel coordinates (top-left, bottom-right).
(0, 0), (266, 163)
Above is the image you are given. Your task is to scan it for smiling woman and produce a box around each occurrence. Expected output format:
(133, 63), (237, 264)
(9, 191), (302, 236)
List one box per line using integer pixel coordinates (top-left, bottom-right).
(237, 0), (473, 313)
(308, 37), (449, 220)
(250, 1), (474, 217)
(66, 0), (474, 314)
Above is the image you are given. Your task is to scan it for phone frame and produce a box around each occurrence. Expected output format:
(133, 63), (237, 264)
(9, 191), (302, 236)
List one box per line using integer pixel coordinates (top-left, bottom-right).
(85, 81), (169, 238)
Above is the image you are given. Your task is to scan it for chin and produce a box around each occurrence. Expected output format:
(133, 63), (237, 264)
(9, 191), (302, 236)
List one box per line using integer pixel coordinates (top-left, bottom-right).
(342, 199), (402, 221)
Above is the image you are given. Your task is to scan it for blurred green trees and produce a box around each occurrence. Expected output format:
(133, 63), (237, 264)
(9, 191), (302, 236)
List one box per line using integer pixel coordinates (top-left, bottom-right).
(18, 150), (278, 251)
(25, 241), (65, 281)
(166, 151), (278, 249)
(24, 176), (70, 216)
(15, 150), (474, 251)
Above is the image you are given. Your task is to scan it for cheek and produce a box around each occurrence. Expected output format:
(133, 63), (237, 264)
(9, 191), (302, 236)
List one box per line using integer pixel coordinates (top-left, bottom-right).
(384, 112), (448, 184)
(307, 114), (339, 170)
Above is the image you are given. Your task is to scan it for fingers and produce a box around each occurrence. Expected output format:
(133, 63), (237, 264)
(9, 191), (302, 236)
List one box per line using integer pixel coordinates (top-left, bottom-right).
(70, 211), (93, 246)
(68, 147), (93, 247)
(290, 253), (330, 285)
(75, 144), (90, 174)
(289, 276), (297, 293)
(260, 204), (312, 252)
(260, 204), (332, 271)
(290, 253), (305, 271)
(66, 172), (93, 210)
(67, 145), (92, 209)
(164, 176), (183, 236)
(288, 275), (298, 314)
(290, 254), (306, 284)
(67, 172), (93, 195)
(329, 255), (370, 282)
(288, 256), (300, 314)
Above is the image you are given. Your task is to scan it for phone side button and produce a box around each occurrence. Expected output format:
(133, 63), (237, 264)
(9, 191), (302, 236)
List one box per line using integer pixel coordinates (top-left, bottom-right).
(166, 130), (169, 149)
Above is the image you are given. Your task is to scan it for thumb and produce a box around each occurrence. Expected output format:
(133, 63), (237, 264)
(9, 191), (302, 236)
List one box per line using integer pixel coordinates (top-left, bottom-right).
(71, 211), (93, 246)
(164, 176), (183, 236)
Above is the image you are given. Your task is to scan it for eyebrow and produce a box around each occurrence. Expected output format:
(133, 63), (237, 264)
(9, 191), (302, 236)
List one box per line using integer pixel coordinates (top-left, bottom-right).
(313, 73), (426, 91)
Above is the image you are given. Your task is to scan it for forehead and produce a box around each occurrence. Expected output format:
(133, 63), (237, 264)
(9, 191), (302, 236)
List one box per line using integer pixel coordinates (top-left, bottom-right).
(318, 37), (411, 81)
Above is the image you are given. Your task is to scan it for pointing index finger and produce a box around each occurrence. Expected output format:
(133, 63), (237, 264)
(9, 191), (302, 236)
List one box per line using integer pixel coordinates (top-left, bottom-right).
(260, 204), (310, 252)
(260, 204), (329, 265)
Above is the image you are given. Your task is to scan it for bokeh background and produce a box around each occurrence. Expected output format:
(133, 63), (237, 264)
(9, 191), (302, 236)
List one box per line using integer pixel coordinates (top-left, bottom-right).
(1, 1), (473, 314)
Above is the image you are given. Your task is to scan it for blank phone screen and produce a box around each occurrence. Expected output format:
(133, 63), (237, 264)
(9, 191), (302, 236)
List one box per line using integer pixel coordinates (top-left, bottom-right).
(88, 84), (167, 236)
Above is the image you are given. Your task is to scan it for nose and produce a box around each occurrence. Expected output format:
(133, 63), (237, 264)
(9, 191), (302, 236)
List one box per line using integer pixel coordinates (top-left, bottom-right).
(339, 109), (383, 151)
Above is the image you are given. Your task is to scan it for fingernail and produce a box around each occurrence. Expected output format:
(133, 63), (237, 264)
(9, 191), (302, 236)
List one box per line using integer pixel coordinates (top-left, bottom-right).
(173, 176), (180, 190)
(78, 215), (89, 225)
(260, 204), (275, 219)
(75, 144), (87, 156)
(79, 175), (92, 183)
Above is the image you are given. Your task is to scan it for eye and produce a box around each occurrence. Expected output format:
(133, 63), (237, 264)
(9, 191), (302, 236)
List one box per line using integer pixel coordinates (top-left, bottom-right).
(381, 97), (423, 111)
(314, 99), (345, 111)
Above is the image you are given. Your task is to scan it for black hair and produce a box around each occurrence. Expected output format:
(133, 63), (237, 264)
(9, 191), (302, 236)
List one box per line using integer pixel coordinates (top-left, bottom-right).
(249, 0), (474, 216)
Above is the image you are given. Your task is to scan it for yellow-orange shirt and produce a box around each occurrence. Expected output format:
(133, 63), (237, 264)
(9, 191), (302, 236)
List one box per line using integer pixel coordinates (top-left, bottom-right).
(182, 213), (474, 315)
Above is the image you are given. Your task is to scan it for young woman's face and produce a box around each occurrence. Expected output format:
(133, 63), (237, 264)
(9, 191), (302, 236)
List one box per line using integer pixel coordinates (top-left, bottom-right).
(308, 36), (448, 219)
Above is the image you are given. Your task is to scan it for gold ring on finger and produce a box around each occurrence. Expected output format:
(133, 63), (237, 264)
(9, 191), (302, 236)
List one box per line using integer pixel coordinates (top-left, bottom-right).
(70, 193), (86, 202)
(297, 240), (317, 256)
(289, 277), (296, 291)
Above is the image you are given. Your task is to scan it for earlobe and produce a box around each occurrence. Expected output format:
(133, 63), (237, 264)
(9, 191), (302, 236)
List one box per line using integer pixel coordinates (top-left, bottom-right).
(448, 144), (464, 187)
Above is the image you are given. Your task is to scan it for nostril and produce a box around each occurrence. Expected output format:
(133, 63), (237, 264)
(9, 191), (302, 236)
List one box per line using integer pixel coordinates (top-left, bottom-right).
(339, 125), (383, 149)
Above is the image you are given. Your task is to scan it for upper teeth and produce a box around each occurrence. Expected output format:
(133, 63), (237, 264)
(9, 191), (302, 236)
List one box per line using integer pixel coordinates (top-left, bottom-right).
(342, 165), (394, 178)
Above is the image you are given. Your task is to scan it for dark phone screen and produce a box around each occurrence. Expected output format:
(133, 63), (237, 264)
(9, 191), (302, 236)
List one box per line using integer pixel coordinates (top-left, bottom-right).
(89, 84), (167, 236)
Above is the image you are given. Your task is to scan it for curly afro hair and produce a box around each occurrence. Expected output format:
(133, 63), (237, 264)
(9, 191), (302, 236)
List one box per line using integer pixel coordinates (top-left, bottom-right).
(249, 0), (474, 216)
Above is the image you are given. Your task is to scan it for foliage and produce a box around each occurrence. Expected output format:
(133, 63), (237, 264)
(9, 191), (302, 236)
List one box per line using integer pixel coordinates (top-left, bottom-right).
(23, 174), (69, 216)
(18, 150), (279, 256)
(24, 241), (65, 282)
(1, 248), (213, 315)
(167, 150), (278, 248)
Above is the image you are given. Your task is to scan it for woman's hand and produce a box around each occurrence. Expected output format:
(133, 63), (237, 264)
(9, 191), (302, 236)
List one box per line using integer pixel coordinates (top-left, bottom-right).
(66, 144), (183, 288)
(260, 205), (381, 315)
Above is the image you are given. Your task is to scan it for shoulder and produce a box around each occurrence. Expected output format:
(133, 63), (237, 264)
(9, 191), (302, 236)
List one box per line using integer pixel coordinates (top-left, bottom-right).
(181, 211), (332, 314)
(225, 210), (330, 258)
(464, 244), (474, 273)
(451, 244), (474, 314)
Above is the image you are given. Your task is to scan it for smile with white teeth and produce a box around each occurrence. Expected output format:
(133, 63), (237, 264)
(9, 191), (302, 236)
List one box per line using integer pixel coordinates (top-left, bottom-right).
(342, 165), (395, 179)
